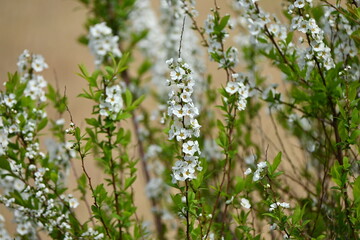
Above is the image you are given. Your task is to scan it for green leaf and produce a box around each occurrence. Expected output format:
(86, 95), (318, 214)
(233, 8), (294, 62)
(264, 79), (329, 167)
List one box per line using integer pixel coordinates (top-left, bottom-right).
(137, 59), (152, 76)
(125, 176), (137, 190)
(74, 127), (81, 141)
(77, 173), (87, 196)
(105, 66), (114, 76)
(131, 95), (145, 109)
(85, 118), (99, 127)
(217, 15), (230, 32)
(78, 64), (90, 78)
(353, 176), (360, 203)
(270, 152), (282, 175)
(37, 118), (48, 132)
(125, 89), (133, 107)
(0, 156), (11, 172)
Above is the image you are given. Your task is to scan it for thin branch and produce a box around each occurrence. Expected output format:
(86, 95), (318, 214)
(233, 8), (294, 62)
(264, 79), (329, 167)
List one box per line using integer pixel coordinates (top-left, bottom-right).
(179, 16), (186, 58)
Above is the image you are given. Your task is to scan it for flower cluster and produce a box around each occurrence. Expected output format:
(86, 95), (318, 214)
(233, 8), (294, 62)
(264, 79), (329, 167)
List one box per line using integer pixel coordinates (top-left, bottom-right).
(17, 49), (48, 102)
(166, 58), (202, 182)
(321, 7), (359, 79)
(202, 139), (223, 161)
(0, 51), (49, 158)
(17, 49), (48, 73)
(88, 22), (122, 66)
(234, 0), (270, 38)
(269, 201), (290, 212)
(244, 161), (267, 182)
(205, 14), (239, 68)
(225, 73), (250, 111)
(145, 178), (167, 199)
(45, 137), (75, 175)
(0, 166), (78, 239)
(289, 2), (335, 70)
(0, 50), (80, 239)
(81, 228), (104, 239)
(99, 84), (124, 119)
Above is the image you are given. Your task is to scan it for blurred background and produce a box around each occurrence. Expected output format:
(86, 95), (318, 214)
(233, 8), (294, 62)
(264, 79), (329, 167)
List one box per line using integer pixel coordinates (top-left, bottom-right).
(0, 0), (287, 236)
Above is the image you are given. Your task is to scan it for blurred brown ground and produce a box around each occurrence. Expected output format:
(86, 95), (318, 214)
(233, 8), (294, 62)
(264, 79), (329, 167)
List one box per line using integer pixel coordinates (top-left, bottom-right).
(0, 0), (299, 238)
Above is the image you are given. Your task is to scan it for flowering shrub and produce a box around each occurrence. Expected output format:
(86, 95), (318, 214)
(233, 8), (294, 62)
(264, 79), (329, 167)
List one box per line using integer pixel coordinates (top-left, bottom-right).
(1, 0), (360, 239)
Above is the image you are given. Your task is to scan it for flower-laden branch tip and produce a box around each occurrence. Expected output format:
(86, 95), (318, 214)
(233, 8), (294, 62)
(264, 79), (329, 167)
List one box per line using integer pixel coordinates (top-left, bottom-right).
(88, 22), (122, 67)
(166, 58), (202, 182)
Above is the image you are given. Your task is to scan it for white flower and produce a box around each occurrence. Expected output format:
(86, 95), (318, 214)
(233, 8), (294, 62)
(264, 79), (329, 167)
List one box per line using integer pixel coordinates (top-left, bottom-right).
(31, 54), (48, 72)
(3, 94), (16, 108)
(257, 162), (267, 169)
(268, 24), (280, 36)
(182, 140), (200, 156)
(55, 118), (65, 125)
(175, 128), (190, 141)
(172, 104), (184, 118)
(13, 179), (25, 192)
(279, 202), (290, 208)
(180, 92), (191, 103)
(225, 81), (239, 95)
(240, 198), (251, 209)
(294, 0), (305, 8)
(166, 58), (173, 66)
(225, 196), (234, 205)
(253, 171), (261, 181)
(244, 168), (252, 175)
(68, 197), (79, 209)
(269, 203), (278, 212)
(170, 67), (185, 81)
(270, 223), (277, 230)
(17, 222), (32, 235)
(236, 98), (247, 111)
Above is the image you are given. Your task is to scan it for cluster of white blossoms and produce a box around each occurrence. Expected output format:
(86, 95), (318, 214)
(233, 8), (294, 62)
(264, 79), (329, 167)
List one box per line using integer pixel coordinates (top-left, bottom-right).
(269, 201), (290, 212)
(132, 0), (205, 96)
(202, 139), (223, 161)
(80, 227), (104, 240)
(234, 0), (270, 37)
(88, 22), (122, 66)
(204, 14), (239, 68)
(45, 138), (76, 179)
(0, 51), (80, 239)
(146, 178), (168, 199)
(0, 51), (49, 156)
(321, 7), (359, 80)
(244, 161), (267, 182)
(0, 166), (78, 239)
(233, 0), (296, 60)
(99, 84), (124, 119)
(166, 58), (202, 182)
(225, 73), (250, 111)
(289, 2), (335, 70)
(17, 49), (48, 73)
(17, 49), (48, 102)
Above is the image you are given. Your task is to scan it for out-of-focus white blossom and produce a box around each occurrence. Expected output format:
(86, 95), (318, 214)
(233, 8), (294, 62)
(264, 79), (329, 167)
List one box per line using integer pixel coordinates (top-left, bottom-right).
(88, 22), (122, 66)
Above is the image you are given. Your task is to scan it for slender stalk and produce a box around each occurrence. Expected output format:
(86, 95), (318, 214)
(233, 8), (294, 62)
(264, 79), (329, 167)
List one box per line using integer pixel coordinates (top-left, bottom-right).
(76, 134), (112, 239)
(185, 181), (191, 240)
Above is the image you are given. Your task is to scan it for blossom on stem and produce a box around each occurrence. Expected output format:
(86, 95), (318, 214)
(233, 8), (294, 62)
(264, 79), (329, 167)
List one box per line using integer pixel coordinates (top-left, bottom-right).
(166, 58), (202, 182)
(88, 22), (122, 66)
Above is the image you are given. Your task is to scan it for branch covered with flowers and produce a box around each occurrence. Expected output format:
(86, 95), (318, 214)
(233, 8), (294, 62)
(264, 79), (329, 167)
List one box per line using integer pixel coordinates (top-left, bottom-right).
(1, 0), (360, 239)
